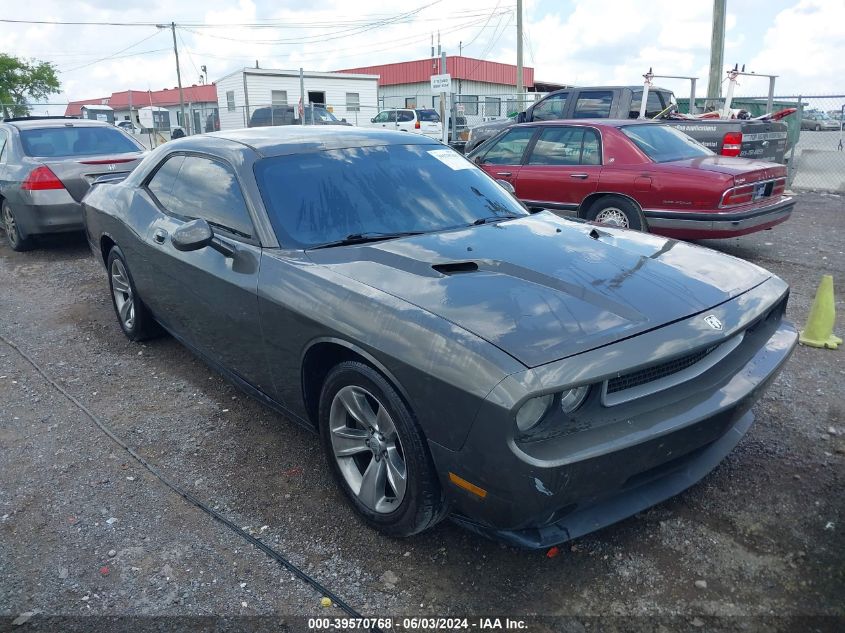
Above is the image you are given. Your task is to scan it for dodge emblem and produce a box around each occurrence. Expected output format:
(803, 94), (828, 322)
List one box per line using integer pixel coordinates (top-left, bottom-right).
(704, 315), (723, 330)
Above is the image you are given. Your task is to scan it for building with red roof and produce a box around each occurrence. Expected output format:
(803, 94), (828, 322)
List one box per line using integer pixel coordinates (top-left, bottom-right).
(65, 84), (218, 134)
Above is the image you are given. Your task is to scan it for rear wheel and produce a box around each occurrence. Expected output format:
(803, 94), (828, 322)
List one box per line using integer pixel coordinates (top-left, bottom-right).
(815, 124), (821, 131)
(2, 201), (35, 252)
(107, 246), (160, 341)
(586, 196), (645, 231)
(318, 361), (446, 537)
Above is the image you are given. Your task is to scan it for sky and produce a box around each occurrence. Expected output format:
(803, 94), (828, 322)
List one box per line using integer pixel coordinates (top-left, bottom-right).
(3, 0), (844, 113)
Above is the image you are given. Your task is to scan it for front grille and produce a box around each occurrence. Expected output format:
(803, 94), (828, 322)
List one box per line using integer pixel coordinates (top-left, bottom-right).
(607, 346), (717, 394)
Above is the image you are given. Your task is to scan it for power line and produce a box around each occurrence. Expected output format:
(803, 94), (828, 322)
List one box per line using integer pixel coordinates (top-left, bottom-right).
(60, 30), (164, 72)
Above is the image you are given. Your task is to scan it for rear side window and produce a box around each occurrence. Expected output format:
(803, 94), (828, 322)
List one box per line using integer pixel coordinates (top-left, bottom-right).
(479, 127), (536, 165)
(19, 126), (141, 157)
(528, 127), (601, 166)
(397, 111), (415, 123)
(416, 110), (440, 122)
(572, 91), (613, 119)
(168, 156), (254, 238)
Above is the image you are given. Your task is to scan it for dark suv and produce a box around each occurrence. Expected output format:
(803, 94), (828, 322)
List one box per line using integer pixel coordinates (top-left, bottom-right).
(248, 105), (351, 128)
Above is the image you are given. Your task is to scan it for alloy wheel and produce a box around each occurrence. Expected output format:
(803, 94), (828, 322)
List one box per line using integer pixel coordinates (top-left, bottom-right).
(329, 385), (407, 513)
(594, 207), (630, 228)
(110, 258), (136, 330)
(2, 205), (18, 247)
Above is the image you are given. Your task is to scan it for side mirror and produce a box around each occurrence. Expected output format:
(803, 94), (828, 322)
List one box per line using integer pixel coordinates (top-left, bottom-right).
(371, 117), (376, 123)
(517, 111), (527, 123)
(473, 154), (484, 165)
(172, 218), (213, 251)
(341, 118), (347, 123)
(495, 179), (516, 195)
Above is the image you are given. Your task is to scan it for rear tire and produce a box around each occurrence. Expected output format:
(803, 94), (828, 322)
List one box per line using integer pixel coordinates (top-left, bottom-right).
(318, 361), (446, 537)
(106, 245), (160, 341)
(815, 124), (821, 131)
(586, 196), (645, 231)
(2, 201), (35, 252)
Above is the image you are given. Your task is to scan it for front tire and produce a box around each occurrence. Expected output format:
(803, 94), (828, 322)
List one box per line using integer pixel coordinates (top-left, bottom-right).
(586, 195), (645, 231)
(2, 201), (35, 252)
(106, 246), (160, 341)
(318, 361), (446, 537)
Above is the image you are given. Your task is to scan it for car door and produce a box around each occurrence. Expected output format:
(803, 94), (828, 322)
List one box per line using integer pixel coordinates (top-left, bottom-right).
(137, 152), (273, 393)
(472, 126), (538, 188)
(514, 126), (603, 214)
(396, 110), (415, 132)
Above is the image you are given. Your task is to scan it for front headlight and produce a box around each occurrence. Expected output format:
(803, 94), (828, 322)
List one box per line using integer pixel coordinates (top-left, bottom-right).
(516, 394), (553, 432)
(560, 386), (589, 413)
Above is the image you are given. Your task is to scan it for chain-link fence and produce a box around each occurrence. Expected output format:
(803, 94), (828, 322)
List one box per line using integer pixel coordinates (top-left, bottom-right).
(677, 94), (845, 193)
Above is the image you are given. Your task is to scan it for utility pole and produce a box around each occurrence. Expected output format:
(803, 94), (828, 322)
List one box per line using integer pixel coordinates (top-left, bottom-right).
(706, 0), (726, 108)
(516, 0), (524, 108)
(439, 51), (448, 145)
(158, 22), (189, 135)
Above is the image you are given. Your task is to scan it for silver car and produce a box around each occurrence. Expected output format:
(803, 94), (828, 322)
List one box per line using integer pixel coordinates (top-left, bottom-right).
(0, 116), (145, 251)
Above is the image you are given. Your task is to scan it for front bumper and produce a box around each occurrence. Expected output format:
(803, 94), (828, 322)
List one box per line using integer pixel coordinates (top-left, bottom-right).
(12, 190), (84, 237)
(430, 281), (796, 549)
(644, 196), (794, 240)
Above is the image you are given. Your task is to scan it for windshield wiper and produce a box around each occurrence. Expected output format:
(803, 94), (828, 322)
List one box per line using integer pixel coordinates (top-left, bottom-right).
(309, 231), (425, 250)
(471, 214), (521, 226)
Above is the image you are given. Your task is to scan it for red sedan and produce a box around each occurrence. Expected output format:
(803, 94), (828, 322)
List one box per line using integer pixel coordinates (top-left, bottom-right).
(468, 120), (794, 240)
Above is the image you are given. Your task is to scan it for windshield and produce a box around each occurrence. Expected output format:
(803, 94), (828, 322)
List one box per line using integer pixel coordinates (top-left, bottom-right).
(254, 144), (528, 248)
(307, 107), (338, 122)
(621, 124), (713, 163)
(20, 126), (143, 157)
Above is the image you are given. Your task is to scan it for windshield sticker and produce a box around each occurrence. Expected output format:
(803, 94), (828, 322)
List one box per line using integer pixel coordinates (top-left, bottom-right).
(428, 149), (474, 170)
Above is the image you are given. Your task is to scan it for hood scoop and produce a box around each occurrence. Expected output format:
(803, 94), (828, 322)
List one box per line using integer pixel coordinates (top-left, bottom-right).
(432, 261), (479, 276)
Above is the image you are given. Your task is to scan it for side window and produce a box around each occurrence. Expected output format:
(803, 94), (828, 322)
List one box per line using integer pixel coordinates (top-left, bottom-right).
(528, 127), (585, 166)
(373, 112), (388, 123)
(146, 155), (186, 211)
(532, 93), (568, 121)
(573, 91), (614, 119)
(0, 130), (7, 163)
(479, 127), (536, 165)
(397, 110), (414, 123)
(581, 129), (602, 165)
(387, 111), (398, 123)
(166, 156), (254, 238)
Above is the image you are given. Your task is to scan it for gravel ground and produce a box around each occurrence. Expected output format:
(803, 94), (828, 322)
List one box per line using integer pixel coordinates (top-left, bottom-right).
(0, 194), (843, 632)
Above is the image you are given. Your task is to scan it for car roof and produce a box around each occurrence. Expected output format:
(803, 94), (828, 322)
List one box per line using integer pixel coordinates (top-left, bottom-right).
(4, 118), (115, 130)
(200, 126), (442, 157)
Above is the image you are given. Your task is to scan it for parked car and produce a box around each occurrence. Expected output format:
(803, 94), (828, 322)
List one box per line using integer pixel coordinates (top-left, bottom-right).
(468, 120), (794, 240)
(116, 120), (140, 134)
(83, 127), (796, 548)
(368, 108), (443, 139)
(801, 111), (840, 131)
(0, 116), (146, 251)
(248, 104), (350, 128)
(465, 86), (790, 164)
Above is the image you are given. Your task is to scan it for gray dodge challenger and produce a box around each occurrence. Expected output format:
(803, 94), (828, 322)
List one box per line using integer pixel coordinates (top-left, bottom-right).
(82, 127), (797, 548)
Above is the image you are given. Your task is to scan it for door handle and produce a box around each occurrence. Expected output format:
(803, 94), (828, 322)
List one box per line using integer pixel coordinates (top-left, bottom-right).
(570, 173), (589, 179)
(496, 172), (512, 177)
(153, 228), (168, 244)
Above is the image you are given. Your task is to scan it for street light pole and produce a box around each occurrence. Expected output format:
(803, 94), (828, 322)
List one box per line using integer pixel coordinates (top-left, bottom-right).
(158, 22), (188, 135)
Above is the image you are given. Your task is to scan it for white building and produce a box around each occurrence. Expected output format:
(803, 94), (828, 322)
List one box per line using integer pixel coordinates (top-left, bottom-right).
(214, 67), (380, 130)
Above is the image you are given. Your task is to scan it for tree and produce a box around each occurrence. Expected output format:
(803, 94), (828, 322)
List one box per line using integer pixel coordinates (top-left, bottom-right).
(0, 54), (61, 119)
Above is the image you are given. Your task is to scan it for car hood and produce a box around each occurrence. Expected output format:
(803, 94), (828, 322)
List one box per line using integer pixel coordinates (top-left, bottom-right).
(306, 213), (771, 367)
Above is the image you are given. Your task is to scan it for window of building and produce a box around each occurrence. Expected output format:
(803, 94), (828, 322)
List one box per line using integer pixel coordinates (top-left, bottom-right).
(405, 97), (417, 108)
(226, 90), (235, 112)
(346, 92), (360, 112)
(271, 90), (287, 106)
(462, 95), (479, 116)
(485, 97), (501, 117)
